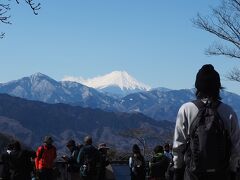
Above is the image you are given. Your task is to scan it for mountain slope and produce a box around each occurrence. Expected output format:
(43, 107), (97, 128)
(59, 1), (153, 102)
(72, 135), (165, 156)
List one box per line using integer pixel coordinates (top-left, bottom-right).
(120, 89), (240, 122)
(0, 94), (174, 151)
(0, 73), (117, 110)
(1, 73), (240, 123)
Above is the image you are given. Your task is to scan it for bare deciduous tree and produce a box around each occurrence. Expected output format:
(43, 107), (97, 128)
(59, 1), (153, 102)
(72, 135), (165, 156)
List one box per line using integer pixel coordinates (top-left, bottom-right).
(194, 0), (240, 59)
(0, 0), (40, 38)
(193, 0), (240, 82)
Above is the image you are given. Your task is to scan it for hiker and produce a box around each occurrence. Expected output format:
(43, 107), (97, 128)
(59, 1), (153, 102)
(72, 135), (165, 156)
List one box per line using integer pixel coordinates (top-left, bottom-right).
(98, 143), (110, 180)
(62, 139), (81, 180)
(164, 143), (174, 180)
(129, 144), (146, 180)
(164, 143), (173, 161)
(149, 145), (170, 180)
(7, 140), (36, 180)
(35, 136), (57, 180)
(77, 136), (100, 180)
(0, 143), (13, 180)
(172, 64), (240, 180)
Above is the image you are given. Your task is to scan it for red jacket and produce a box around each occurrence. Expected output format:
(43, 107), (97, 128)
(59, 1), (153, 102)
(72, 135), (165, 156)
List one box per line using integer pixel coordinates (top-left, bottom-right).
(35, 144), (56, 170)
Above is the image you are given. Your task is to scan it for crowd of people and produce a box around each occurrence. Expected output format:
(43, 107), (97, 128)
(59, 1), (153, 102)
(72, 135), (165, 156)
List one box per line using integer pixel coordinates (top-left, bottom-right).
(0, 135), (111, 180)
(0, 134), (174, 180)
(129, 143), (173, 180)
(1, 63), (240, 180)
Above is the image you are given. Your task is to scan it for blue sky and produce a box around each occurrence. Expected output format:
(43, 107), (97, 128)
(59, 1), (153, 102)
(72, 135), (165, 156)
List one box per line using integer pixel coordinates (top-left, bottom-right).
(0, 0), (239, 94)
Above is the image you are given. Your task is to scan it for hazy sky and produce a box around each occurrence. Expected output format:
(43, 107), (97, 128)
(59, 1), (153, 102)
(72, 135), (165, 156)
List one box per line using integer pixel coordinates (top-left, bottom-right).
(0, 0), (239, 94)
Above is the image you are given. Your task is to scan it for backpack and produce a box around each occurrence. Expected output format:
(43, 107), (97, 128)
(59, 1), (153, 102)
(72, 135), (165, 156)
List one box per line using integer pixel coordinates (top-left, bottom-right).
(79, 147), (98, 177)
(149, 154), (169, 178)
(67, 147), (80, 172)
(80, 154), (91, 177)
(131, 156), (145, 176)
(185, 100), (231, 175)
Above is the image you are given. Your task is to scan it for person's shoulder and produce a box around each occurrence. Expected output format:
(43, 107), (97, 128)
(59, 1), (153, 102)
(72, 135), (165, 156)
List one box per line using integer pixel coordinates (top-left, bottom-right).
(150, 155), (158, 162)
(82, 145), (92, 152)
(178, 101), (197, 111)
(37, 144), (45, 150)
(219, 101), (235, 112)
(89, 145), (98, 151)
(50, 145), (57, 152)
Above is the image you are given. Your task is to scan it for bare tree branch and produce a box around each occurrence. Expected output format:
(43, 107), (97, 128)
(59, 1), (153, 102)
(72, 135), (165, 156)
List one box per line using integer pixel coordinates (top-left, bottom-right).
(0, 32), (5, 39)
(193, 0), (240, 60)
(193, 0), (240, 82)
(226, 67), (240, 82)
(0, 3), (11, 24)
(206, 43), (240, 59)
(25, 0), (41, 15)
(0, 0), (40, 38)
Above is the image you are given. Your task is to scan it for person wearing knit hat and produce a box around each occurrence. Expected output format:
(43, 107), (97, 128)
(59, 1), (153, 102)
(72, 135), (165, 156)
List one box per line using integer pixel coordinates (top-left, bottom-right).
(172, 64), (240, 180)
(195, 64), (222, 100)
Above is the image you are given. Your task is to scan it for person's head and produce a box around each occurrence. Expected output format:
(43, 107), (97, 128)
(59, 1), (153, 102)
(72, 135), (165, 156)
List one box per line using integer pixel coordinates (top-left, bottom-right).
(132, 144), (141, 154)
(6, 143), (14, 151)
(66, 139), (76, 151)
(195, 64), (223, 100)
(154, 145), (164, 154)
(164, 143), (170, 153)
(11, 140), (21, 151)
(43, 136), (54, 146)
(98, 143), (110, 153)
(84, 136), (92, 145)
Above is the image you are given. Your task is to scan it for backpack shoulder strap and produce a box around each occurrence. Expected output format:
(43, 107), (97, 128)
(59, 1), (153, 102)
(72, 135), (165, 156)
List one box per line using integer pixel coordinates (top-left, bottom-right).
(192, 99), (206, 110)
(190, 100), (222, 136)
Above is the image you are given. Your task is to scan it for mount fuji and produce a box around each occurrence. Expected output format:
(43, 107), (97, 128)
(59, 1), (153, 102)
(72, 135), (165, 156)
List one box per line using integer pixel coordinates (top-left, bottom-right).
(63, 71), (151, 97)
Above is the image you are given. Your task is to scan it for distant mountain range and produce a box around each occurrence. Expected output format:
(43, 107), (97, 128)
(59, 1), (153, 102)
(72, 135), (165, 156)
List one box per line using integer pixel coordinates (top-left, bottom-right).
(1, 73), (240, 122)
(0, 94), (174, 151)
(0, 73), (118, 110)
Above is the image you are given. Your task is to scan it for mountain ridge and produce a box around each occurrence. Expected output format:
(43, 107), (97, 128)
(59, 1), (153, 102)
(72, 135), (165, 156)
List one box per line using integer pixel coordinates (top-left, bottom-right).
(1, 73), (240, 123)
(0, 93), (174, 151)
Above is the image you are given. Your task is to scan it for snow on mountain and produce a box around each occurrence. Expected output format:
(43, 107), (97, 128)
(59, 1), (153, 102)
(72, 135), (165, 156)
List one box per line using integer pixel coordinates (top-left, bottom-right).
(0, 73), (117, 109)
(63, 71), (151, 96)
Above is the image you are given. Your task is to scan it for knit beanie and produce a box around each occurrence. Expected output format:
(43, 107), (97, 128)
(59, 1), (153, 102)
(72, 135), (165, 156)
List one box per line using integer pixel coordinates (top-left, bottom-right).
(195, 64), (221, 94)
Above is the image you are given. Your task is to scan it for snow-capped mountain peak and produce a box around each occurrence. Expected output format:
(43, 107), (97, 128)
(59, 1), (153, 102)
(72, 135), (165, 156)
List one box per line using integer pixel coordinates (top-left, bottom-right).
(63, 71), (151, 96)
(85, 71), (150, 90)
(29, 72), (54, 82)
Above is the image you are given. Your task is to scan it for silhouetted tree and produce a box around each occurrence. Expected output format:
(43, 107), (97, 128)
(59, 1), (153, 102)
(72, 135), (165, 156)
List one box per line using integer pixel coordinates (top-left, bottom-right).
(193, 0), (240, 82)
(0, 0), (40, 38)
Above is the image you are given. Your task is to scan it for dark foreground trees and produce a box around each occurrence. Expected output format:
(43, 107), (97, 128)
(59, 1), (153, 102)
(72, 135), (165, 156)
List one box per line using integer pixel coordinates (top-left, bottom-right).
(0, 0), (40, 38)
